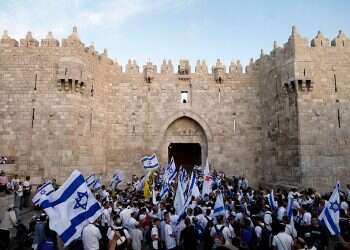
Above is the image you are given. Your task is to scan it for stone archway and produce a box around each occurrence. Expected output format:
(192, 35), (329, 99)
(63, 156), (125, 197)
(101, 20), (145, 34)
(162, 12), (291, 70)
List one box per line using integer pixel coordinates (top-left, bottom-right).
(160, 115), (209, 169)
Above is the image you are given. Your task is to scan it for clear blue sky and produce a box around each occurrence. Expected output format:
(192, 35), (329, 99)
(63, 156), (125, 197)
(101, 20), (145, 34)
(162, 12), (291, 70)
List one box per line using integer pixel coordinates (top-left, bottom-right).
(0, 0), (349, 68)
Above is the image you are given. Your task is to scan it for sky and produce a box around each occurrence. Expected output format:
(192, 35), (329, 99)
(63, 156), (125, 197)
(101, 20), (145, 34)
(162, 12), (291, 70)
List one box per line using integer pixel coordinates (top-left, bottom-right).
(0, 0), (349, 68)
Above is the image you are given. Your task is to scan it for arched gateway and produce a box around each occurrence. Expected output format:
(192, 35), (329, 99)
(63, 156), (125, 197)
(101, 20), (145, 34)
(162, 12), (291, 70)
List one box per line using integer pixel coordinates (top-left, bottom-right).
(160, 111), (212, 170)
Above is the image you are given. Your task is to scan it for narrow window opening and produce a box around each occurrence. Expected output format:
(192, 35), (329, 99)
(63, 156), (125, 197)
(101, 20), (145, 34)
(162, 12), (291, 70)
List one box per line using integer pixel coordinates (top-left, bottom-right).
(91, 82), (94, 97)
(303, 68), (306, 76)
(334, 74), (337, 92)
(277, 115), (280, 129)
(31, 108), (35, 128)
(68, 79), (72, 90)
(321, 40), (323, 47)
(34, 74), (37, 91)
(338, 108), (341, 128)
(181, 91), (188, 103)
(218, 87), (221, 103)
(233, 119), (236, 134)
(90, 111), (92, 132)
(275, 79), (278, 97)
(342, 40), (345, 47)
(65, 68), (68, 76)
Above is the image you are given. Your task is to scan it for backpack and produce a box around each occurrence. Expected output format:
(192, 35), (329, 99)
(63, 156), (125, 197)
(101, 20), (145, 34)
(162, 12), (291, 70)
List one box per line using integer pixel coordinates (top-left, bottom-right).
(194, 223), (204, 241)
(260, 226), (273, 250)
(213, 225), (226, 247)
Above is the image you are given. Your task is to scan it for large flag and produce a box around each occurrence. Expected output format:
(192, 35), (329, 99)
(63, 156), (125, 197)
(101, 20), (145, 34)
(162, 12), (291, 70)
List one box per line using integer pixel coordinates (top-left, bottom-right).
(32, 182), (55, 206)
(213, 192), (225, 217)
(267, 190), (277, 210)
(202, 158), (212, 197)
(319, 181), (341, 235)
(174, 178), (185, 215)
(141, 154), (160, 171)
(40, 170), (102, 246)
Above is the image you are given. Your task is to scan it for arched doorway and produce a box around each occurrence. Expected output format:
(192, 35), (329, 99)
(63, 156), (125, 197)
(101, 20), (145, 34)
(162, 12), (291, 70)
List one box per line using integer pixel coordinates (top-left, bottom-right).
(161, 116), (208, 170)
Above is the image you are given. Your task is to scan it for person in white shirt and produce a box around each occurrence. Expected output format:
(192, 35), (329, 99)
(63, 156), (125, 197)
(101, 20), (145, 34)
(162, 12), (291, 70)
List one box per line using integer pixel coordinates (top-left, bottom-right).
(82, 222), (102, 250)
(131, 223), (143, 250)
(272, 223), (294, 250)
(101, 203), (112, 227)
(151, 218), (161, 250)
(277, 204), (286, 221)
(164, 213), (177, 250)
(283, 216), (297, 239)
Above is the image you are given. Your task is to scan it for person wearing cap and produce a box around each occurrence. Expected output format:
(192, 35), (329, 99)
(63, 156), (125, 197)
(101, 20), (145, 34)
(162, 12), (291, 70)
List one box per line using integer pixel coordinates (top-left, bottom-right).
(272, 223), (294, 250)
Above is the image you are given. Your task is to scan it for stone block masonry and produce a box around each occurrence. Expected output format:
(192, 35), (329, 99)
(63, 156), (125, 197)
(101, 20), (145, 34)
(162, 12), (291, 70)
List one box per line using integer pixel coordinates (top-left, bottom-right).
(0, 26), (349, 192)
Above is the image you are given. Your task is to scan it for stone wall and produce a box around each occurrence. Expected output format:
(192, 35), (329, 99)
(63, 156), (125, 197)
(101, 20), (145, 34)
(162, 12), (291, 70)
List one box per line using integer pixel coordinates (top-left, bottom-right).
(0, 26), (349, 191)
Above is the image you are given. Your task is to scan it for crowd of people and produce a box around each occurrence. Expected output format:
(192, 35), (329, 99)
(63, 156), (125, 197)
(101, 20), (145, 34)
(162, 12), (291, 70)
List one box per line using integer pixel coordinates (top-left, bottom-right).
(0, 169), (350, 250)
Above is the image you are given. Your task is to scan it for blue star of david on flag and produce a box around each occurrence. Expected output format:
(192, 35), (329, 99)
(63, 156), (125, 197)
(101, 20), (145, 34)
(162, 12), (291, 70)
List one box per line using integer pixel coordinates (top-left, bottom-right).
(329, 201), (339, 213)
(74, 191), (89, 210)
(40, 189), (47, 195)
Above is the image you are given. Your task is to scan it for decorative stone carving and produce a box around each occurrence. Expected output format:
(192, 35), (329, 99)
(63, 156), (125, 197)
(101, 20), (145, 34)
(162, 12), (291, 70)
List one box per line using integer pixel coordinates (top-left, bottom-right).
(126, 59), (139, 73)
(62, 26), (84, 48)
(41, 32), (59, 47)
(311, 31), (329, 47)
(20, 32), (39, 48)
(178, 59), (190, 75)
(0, 30), (19, 47)
(56, 57), (87, 93)
(212, 59), (225, 83)
(143, 61), (157, 83)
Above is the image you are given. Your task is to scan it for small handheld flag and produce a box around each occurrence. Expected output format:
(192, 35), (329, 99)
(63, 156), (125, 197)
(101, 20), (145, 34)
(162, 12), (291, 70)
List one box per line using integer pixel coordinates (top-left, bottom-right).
(141, 154), (159, 171)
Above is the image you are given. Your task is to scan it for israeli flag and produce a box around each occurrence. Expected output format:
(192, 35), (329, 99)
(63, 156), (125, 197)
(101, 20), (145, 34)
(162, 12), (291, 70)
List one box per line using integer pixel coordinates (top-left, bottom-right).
(159, 182), (169, 200)
(165, 157), (177, 183)
(213, 192), (225, 217)
(267, 190), (277, 210)
(92, 176), (102, 192)
(85, 174), (96, 188)
(319, 181), (341, 235)
(141, 154), (159, 170)
(174, 178), (185, 215)
(40, 170), (102, 246)
(287, 193), (293, 219)
(32, 182), (55, 206)
(184, 171), (197, 201)
(110, 170), (124, 190)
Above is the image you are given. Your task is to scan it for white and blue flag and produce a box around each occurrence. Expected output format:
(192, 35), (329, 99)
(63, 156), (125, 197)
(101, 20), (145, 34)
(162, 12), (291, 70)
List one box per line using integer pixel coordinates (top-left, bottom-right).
(319, 181), (341, 236)
(213, 192), (225, 217)
(40, 170), (102, 246)
(165, 157), (177, 183)
(141, 154), (159, 170)
(32, 182), (55, 206)
(92, 176), (102, 192)
(85, 173), (96, 188)
(184, 171), (197, 201)
(174, 177), (185, 216)
(287, 193), (294, 219)
(159, 182), (169, 200)
(267, 190), (277, 210)
(110, 170), (124, 190)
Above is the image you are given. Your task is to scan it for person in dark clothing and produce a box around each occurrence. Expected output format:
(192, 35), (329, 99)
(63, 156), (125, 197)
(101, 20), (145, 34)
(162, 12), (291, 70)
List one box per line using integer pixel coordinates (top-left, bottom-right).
(180, 217), (197, 250)
(203, 220), (214, 250)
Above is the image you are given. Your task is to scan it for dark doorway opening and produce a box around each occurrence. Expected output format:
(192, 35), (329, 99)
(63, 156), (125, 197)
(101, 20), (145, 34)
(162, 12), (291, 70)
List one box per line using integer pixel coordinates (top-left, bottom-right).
(168, 143), (201, 170)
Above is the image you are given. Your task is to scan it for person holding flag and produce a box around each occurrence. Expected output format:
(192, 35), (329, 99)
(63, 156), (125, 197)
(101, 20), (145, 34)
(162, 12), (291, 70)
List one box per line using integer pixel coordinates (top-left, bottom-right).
(39, 170), (102, 247)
